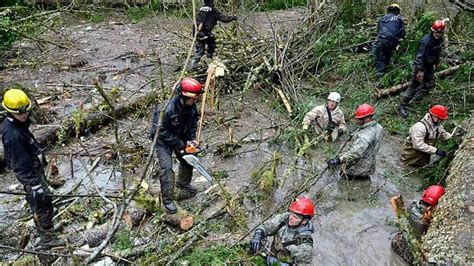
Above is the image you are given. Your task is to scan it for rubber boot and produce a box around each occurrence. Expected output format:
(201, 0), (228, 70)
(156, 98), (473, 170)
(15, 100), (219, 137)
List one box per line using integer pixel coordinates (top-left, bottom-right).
(37, 229), (66, 249)
(163, 199), (177, 214)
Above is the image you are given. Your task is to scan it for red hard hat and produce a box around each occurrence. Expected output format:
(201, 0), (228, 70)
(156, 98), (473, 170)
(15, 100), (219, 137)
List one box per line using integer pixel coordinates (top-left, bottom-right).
(429, 105), (448, 120)
(431, 20), (446, 33)
(180, 77), (202, 98)
(354, 103), (375, 119)
(421, 185), (445, 206)
(288, 197), (315, 217)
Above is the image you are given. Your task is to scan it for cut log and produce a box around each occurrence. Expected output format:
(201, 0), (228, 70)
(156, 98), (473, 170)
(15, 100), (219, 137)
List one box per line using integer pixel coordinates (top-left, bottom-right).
(35, 89), (161, 148)
(421, 116), (473, 264)
(374, 65), (463, 99)
(163, 206), (194, 231)
(123, 204), (147, 228)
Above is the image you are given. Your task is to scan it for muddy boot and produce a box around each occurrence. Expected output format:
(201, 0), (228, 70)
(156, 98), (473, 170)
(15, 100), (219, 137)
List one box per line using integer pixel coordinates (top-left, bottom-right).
(36, 229), (66, 249)
(176, 184), (197, 200)
(163, 199), (177, 214)
(396, 104), (409, 119)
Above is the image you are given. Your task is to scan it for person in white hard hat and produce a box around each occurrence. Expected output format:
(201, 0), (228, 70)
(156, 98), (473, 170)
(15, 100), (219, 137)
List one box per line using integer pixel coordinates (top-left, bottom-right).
(302, 92), (347, 141)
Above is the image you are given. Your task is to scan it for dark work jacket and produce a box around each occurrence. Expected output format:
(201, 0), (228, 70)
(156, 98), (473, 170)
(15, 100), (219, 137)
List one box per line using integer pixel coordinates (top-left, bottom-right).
(377, 13), (406, 43)
(2, 117), (45, 186)
(195, 5), (236, 35)
(149, 95), (198, 150)
(413, 34), (443, 72)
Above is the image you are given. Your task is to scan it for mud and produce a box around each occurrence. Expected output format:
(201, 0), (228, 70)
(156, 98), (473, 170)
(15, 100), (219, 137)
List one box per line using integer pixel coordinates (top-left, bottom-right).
(0, 5), (454, 264)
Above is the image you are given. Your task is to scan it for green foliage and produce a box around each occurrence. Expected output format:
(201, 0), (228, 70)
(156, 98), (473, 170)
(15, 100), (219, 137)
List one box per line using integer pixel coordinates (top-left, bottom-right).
(177, 245), (262, 265)
(87, 13), (105, 23)
(113, 229), (133, 252)
(254, 0), (307, 11)
(411, 138), (459, 187)
(337, 0), (367, 26)
(0, 16), (17, 50)
(251, 152), (282, 195)
(127, 7), (156, 23)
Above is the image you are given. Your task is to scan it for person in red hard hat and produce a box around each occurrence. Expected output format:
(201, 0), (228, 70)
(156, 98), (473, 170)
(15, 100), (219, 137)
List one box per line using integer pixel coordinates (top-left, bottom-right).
(401, 105), (452, 167)
(249, 197), (315, 265)
(149, 77), (203, 214)
(397, 19), (446, 118)
(327, 103), (384, 179)
(391, 185), (445, 263)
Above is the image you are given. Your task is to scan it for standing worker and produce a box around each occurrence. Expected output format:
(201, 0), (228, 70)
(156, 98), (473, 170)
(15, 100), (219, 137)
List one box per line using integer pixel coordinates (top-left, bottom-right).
(190, 0), (237, 70)
(374, 3), (406, 78)
(401, 105), (452, 167)
(327, 104), (384, 179)
(390, 185), (445, 263)
(302, 92), (347, 142)
(397, 20), (446, 118)
(149, 77), (203, 214)
(1, 88), (65, 248)
(249, 197), (315, 265)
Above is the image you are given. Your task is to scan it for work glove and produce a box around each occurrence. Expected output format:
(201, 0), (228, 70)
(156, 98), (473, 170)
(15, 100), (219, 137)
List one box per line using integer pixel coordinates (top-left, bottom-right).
(416, 71), (424, 82)
(232, 16), (238, 21)
(249, 229), (264, 254)
(435, 149), (446, 158)
(327, 157), (342, 166)
(31, 184), (46, 202)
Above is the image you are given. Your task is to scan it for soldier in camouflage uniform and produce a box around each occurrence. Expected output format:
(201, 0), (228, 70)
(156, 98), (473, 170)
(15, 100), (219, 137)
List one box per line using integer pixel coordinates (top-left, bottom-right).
(249, 197), (315, 265)
(401, 105), (452, 167)
(327, 103), (384, 179)
(302, 92), (346, 142)
(391, 185), (445, 263)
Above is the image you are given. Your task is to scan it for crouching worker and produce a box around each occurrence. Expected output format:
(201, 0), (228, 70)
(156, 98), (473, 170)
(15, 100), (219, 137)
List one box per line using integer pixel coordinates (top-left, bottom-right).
(401, 105), (452, 167)
(249, 197), (315, 265)
(302, 92), (346, 142)
(1, 89), (65, 249)
(390, 185), (445, 263)
(149, 77), (203, 214)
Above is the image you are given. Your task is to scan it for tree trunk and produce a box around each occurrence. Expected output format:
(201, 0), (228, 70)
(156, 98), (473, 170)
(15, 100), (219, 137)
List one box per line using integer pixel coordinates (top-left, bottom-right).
(421, 116), (473, 264)
(163, 206), (194, 231)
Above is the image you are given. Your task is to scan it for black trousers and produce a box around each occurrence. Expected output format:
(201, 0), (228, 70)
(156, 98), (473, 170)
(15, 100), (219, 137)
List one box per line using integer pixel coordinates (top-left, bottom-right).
(24, 177), (54, 230)
(154, 144), (193, 201)
(374, 38), (397, 76)
(401, 65), (435, 105)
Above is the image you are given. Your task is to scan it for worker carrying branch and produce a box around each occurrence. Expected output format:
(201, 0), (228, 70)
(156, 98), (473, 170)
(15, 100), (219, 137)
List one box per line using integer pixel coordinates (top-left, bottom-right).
(190, 0), (238, 70)
(373, 3), (406, 78)
(149, 77), (203, 214)
(401, 105), (452, 167)
(249, 197), (315, 265)
(1, 88), (65, 249)
(302, 92), (347, 142)
(390, 185), (445, 263)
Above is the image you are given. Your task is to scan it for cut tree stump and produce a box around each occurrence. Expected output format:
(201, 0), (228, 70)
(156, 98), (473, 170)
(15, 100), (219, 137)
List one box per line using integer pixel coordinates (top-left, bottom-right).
(123, 203), (147, 228)
(163, 206), (194, 231)
(374, 64), (463, 99)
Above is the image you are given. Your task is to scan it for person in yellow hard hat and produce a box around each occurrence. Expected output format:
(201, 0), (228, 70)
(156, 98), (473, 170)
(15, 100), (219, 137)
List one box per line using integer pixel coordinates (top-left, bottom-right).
(1, 88), (65, 249)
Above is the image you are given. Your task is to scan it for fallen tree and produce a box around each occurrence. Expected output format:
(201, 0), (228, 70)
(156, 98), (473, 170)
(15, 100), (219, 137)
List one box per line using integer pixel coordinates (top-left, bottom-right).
(374, 64), (463, 99)
(421, 115), (473, 264)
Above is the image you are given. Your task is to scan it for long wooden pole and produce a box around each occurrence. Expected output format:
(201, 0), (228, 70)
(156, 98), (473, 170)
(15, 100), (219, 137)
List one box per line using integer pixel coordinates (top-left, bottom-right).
(197, 65), (216, 142)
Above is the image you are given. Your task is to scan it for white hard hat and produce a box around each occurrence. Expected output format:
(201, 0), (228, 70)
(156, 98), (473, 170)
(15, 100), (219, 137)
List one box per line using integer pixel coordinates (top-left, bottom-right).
(327, 92), (341, 103)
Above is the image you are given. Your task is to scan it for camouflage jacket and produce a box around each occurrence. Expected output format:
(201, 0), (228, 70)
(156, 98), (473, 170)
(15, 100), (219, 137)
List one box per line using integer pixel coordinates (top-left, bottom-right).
(408, 113), (451, 154)
(302, 105), (346, 134)
(339, 121), (384, 177)
(256, 213), (314, 265)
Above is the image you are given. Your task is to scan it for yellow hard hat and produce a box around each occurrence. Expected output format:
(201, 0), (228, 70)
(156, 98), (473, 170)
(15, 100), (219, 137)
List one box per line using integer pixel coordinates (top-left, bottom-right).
(2, 89), (32, 113)
(390, 3), (400, 9)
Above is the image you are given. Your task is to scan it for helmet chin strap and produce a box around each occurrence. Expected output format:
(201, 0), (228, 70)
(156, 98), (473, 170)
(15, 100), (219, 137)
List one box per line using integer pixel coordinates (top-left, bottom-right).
(430, 114), (439, 125)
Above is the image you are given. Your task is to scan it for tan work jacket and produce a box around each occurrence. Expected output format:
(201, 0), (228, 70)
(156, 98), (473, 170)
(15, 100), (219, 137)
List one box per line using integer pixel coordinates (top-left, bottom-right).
(408, 113), (452, 154)
(302, 105), (346, 134)
(339, 121), (384, 177)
